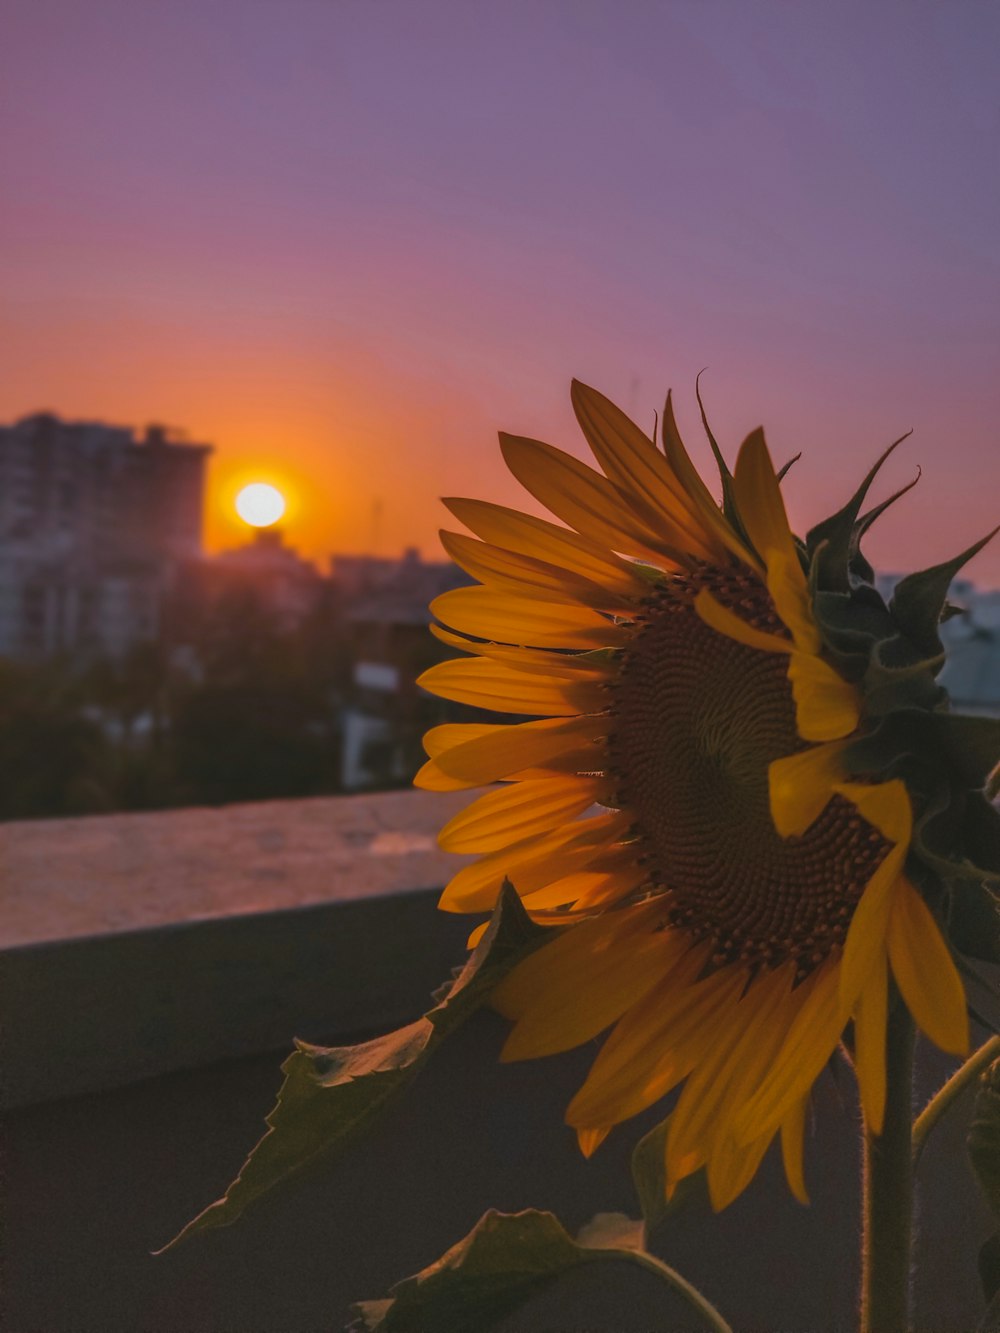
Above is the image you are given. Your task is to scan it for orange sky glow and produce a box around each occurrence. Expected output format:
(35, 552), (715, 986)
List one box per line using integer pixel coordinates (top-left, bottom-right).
(3, 2), (999, 583)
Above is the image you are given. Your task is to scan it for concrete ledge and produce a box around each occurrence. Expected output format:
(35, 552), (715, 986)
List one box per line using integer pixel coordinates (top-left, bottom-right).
(0, 788), (471, 947)
(0, 790), (474, 1108)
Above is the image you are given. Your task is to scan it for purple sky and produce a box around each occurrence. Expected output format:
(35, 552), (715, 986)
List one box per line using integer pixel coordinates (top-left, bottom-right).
(3, 0), (999, 580)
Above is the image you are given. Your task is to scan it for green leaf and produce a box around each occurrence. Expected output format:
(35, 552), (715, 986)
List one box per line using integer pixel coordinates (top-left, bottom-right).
(157, 883), (546, 1251)
(890, 528), (999, 657)
(630, 1115), (709, 1236)
(969, 1057), (1000, 1217)
(349, 1209), (732, 1333)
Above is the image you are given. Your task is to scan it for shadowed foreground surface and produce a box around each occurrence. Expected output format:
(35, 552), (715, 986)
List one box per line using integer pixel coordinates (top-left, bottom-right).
(4, 998), (991, 1332)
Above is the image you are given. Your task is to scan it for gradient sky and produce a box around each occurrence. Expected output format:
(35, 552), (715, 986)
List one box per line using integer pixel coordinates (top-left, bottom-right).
(3, 0), (999, 581)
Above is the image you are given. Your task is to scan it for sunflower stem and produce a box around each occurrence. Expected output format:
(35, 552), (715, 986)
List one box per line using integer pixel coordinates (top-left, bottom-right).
(613, 1250), (734, 1333)
(860, 1005), (915, 1333)
(912, 1034), (1000, 1167)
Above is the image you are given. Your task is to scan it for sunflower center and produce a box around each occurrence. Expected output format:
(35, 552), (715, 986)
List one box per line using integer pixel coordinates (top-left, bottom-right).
(610, 565), (888, 976)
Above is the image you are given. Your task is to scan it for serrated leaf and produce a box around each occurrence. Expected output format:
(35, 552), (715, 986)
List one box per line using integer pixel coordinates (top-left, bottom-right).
(890, 528), (1000, 657)
(970, 1058), (1000, 1217)
(630, 1115), (709, 1236)
(158, 883), (546, 1251)
(349, 1208), (730, 1333)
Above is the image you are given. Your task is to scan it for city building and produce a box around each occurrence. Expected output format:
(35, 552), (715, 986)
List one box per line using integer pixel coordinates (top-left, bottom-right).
(332, 548), (470, 789)
(0, 413), (211, 660)
(198, 529), (325, 631)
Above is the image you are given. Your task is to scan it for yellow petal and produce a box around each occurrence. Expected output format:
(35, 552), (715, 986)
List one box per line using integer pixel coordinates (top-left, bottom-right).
(416, 715), (609, 791)
(570, 380), (720, 560)
(661, 392), (759, 570)
(666, 964), (792, 1184)
(732, 428), (799, 570)
(669, 975), (789, 1183)
(768, 741), (848, 837)
(431, 585), (627, 649)
(416, 723), (512, 790)
(437, 776), (604, 853)
(577, 1126), (611, 1158)
(853, 953), (888, 1135)
(423, 721), (503, 759)
(517, 854), (642, 911)
(736, 963), (843, 1144)
(693, 589), (792, 655)
(438, 810), (629, 912)
(888, 878), (968, 1056)
(838, 845), (905, 1013)
(566, 955), (743, 1129)
(765, 548), (821, 654)
(835, 779), (912, 846)
(499, 432), (682, 566)
(496, 901), (684, 1060)
(705, 1128), (774, 1211)
(417, 657), (606, 716)
(443, 496), (646, 596)
(788, 651), (862, 742)
(780, 1097), (810, 1206)
(466, 920), (490, 949)
(429, 626), (616, 680)
(440, 530), (635, 612)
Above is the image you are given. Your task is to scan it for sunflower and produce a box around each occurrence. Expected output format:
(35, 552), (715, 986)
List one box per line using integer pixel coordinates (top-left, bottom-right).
(415, 380), (1000, 1210)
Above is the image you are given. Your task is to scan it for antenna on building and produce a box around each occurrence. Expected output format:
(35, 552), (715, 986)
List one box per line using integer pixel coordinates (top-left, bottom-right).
(370, 498), (383, 555)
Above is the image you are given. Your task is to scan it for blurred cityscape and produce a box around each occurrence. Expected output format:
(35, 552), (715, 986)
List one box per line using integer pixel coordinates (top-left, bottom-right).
(0, 412), (472, 819)
(1, 411), (998, 822)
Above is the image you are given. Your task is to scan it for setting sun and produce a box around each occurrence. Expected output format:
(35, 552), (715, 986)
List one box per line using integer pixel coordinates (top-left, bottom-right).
(235, 482), (286, 528)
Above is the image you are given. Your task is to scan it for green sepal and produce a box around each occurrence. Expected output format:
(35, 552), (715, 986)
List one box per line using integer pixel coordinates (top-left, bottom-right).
(861, 636), (946, 714)
(844, 711), (1000, 794)
(929, 715), (1000, 791)
(630, 1114), (709, 1236)
(966, 793), (1000, 867)
(890, 528), (999, 658)
(914, 792), (1000, 890)
(848, 467), (922, 584)
(576, 647), (625, 666)
(805, 432), (910, 592)
(775, 452), (802, 482)
(693, 373), (748, 548)
(811, 583), (894, 676)
(156, 882), (546, 1251)
(349, 1208), (729, 1333)
(628, 561), (670, 587)
(946, 879), (1000, 966)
